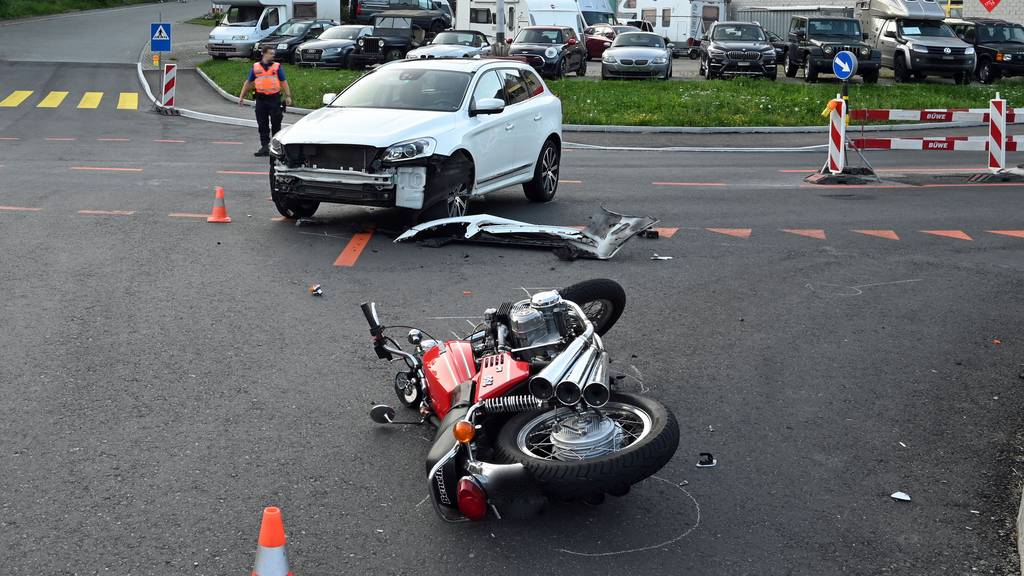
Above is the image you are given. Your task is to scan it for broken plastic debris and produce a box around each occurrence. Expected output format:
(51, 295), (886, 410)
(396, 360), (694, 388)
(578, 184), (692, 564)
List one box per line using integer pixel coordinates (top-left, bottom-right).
(639, 229), (660, 239)
(696, 453), (717, 468)
(650, 253), (673, 261)
(295, 217), (320, 227)
(309, 284), (323, 296)
(890, 491), (911, 502)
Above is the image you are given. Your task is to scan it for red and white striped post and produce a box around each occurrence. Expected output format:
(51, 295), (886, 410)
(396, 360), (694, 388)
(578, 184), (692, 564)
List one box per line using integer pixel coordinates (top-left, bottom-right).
(828, 94), (847, 175)
(988, 92), (1006, 172)
(161, 63), (177, 108)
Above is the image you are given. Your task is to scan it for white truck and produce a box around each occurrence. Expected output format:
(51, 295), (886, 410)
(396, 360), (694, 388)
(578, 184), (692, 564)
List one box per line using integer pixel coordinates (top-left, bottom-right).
(616, 0), (724, 55)
(456, 0), (587, 42)
(207, 0), (345, 58)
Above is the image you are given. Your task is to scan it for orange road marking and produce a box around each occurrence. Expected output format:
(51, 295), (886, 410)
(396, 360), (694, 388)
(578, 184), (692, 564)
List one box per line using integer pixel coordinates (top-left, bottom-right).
(78, 209), (135, 216)
(212, 141), (243, 145)
(0, 137), (20, 141)
(706, 228), (751, 239)
(560, 179), (583, 184)
(921, 230), (972, 241)
(334, 230), (374, 267)
(169, 212), (209, 219)
(96, 137), (130, 142)
(853, 229), (900, 241)
(653, 181), (727, 187)
(782, 229), (827, 240)
(218, 170), (267, 175)
(70, 166), (143, 172)
(653, 227), (679, 238)
(45, 137), (76, 141)
(987, 230), (1024, 239)
(154, 139), (186, 143)
(0, 205), (41, 212)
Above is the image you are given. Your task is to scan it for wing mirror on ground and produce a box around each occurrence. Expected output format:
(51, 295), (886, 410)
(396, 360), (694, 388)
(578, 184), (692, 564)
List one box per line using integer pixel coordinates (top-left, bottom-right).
(369, 404), (397, 424)
(322, 93), (337, 106)
(470, 97), (505, 116)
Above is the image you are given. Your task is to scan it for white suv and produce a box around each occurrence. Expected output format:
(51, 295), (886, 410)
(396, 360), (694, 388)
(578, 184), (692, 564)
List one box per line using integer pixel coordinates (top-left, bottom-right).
(269, 58), (563, 221)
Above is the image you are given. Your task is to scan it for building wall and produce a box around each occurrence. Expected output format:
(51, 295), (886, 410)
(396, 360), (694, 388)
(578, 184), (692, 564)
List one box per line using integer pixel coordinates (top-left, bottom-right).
(729, 0), (858, 13)
(963, 0), (1024, 22)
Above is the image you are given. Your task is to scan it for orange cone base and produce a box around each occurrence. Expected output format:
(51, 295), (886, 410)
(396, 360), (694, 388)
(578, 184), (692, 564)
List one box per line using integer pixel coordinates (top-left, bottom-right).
(207, 214), (232, 223)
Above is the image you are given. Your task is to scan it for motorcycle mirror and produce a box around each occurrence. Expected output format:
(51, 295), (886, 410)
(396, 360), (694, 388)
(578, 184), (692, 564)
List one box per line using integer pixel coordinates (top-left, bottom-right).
(370, 404), (397, 424)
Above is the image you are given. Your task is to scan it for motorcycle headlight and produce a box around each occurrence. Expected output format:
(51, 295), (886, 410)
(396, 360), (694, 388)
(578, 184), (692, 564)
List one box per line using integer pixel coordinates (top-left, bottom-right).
(545, 46), (558, 59)
(823, 46), (834, 55)
(860, 47), (870, 57)
(602, 54), (617, 63)
(652, 56), (667, 64)
(965, 46), (976, 55)
(383, 138), (436, 162)
(911, 44), (928, 54)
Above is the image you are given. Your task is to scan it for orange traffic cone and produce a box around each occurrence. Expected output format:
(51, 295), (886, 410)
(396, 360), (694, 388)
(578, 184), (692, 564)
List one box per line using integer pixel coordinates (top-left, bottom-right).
(252, 506), (293, 576)
(207, 186), (232, 223)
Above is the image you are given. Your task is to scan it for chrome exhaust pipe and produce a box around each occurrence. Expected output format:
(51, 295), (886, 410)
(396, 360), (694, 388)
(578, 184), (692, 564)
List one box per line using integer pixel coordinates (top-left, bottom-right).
(582, 350), (610, 407)
(529, 334), (591, 400)
(555, 345), (598, 405)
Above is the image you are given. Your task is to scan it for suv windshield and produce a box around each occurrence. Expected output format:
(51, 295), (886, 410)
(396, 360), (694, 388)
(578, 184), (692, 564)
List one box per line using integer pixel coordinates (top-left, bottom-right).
(977, 23), (1024, 44)
(433, 31), (482, 46)
(222, 6), (263, 26)
(711, 24), (765, 42)
(275, 21), (311, 36)
(515, 29), (563, 44)
(807, 19), (861, 38)
(899, 19), (955, 38)
(374, 16), (412, 32)
(329, 68), (471, 112)
(320, 26), (365, 40)
(612, 33), (664, 48)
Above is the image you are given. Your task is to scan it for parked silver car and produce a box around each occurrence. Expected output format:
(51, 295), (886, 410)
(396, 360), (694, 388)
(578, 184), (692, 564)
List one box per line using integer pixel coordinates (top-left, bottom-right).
(406, 30), (492, 59)
(601, 32), (673, 80)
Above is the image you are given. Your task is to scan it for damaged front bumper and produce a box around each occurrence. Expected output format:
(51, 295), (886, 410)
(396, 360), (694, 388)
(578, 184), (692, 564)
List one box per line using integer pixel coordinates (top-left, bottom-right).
(272, 161), (428, 209)
(395, 208), (658, 260)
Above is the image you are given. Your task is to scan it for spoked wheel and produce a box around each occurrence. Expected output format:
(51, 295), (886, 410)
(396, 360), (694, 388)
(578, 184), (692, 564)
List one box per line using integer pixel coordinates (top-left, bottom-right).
(494, 393), (679, 501)
(560, 278), (626, 335)
(394, 372), (422, 408)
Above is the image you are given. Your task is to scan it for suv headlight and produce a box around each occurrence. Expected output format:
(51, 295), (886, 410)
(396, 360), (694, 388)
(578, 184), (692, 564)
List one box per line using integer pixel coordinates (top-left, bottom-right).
(383, 138), (436, 162)
(911, 44), (928, 53)
(708, 48), (725, 57)
(269, 137), (284, 156)
(358, 38), (365, 46)
(965, 46), (976, 55)
(860, 47), (870, 57)
(544, 46), (558, 59)
(823, 46), (834, 55)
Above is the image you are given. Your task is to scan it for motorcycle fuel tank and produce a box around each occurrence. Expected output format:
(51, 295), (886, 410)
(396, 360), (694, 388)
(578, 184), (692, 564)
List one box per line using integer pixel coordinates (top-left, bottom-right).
(474, 352), (531, 402)
(423, 341), (476, 419)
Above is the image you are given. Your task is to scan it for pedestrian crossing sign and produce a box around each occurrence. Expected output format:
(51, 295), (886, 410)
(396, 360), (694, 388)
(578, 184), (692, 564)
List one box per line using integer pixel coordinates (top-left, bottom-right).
(151, 22), (171, 53)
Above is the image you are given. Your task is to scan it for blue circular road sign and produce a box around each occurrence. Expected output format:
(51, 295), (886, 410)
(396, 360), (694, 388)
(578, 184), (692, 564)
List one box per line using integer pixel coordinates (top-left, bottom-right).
(832, 51), (858, 81)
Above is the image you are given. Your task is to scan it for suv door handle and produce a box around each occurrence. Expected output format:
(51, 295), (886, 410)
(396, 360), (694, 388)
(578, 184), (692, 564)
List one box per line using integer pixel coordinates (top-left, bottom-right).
(533, 114), (543, 121)
(504, 122), (515, 131)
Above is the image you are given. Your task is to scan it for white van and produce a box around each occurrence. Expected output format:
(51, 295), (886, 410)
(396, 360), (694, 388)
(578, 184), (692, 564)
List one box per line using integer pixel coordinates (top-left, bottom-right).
(616, 0), (724, 54)
(456, 0), (587, 42)
(207, 0), (344, 58)
(578, 0), (616, 26)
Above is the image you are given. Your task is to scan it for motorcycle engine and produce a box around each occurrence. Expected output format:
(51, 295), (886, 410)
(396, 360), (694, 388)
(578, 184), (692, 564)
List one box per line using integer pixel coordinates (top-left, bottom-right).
(507, 291), (569, 362)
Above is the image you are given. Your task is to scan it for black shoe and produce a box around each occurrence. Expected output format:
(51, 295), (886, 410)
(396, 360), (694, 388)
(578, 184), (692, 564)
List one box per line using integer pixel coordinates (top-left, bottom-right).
(254, 147), (269, 157)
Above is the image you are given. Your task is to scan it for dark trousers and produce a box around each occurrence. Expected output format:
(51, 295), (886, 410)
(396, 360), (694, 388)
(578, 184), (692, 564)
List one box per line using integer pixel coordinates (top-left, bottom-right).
(255, 95), (283, 148)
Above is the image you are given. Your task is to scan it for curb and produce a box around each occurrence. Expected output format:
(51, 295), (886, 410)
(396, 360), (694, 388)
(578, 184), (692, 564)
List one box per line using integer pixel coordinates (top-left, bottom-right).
(194, 67), (316, 114)
(1018, 489), (1023, 576)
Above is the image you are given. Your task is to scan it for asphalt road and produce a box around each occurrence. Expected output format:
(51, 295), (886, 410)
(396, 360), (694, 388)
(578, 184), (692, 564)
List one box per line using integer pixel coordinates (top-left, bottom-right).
(2, 6), (1023, 576)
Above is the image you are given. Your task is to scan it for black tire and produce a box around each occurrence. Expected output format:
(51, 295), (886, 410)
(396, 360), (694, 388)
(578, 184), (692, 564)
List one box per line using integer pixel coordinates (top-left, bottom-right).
(894, 55), (910, 83)
(785, 53), (799, 78)
(861, 69), (879, 84)
(978, 60), (1000, 84)
(913, 71), (927, 81)
(577, 56), (587, 77)
(270, 164), (319, 219)
(559, 278), (625, 335)
(556, 58), (567, 79)
(494, 393), (680, 501)
(417, 153), (474, 222)
(394, 372), (422, 408)
(805, 58), (818, 82)
(523, 138), (559, 202)
(765, 66), (777, 81)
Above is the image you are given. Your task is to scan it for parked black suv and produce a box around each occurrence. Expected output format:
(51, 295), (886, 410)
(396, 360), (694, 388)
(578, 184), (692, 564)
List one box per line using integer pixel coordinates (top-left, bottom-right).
(350, 0), (452, 35)
(948, 17), (1024, 84)
(508, 26), (588, 78)
(785, 16), (881, 83)
(349, 13), (425, 67)
(698, 21), (777, 80)
(253, 19), (337, 62)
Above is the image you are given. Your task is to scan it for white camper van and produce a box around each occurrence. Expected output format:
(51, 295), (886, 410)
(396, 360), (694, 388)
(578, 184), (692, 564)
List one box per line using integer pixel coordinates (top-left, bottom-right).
(579, 0), (616, 25)
(616, 0), (724, 55)
(207, 0), (345, 58)
(456, 0), (587, 42)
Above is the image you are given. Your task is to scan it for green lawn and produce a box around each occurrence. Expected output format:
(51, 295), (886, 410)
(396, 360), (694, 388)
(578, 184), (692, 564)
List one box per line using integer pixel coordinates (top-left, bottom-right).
(0, 0), (152, 19)
(185, 16), (221, 27)
(198, 59), (1024, 127)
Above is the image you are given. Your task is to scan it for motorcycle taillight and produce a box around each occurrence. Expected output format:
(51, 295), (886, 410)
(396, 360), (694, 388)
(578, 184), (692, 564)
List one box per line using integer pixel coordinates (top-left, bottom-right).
(456, 477), (487, 521)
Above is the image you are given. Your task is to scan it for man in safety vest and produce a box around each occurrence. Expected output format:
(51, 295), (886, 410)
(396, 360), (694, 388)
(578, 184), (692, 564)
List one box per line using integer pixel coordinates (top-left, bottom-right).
(238, 47), (293, 157)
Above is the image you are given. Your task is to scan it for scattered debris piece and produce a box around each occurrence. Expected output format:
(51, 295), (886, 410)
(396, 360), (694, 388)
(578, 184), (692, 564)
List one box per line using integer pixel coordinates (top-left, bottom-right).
(309, 284), (323, 296)
(696, 453), (717, 468)
(970, 510), (980, 514)
(899, 441), (907, 448)
(395, 208), (658, 260)
(295, 217), (320, 227)
(890, 491), (911, 502)
(993, 339), (1002, 345)
(650, 253), (673, 261)
(463, 290), (472, 296)
(639, 229), (660, 239)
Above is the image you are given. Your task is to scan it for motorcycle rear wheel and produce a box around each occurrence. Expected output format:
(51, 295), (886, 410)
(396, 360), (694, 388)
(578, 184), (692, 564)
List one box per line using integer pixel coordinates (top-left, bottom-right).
(560, 278), (625, 336)
(493, 393), (679, 501)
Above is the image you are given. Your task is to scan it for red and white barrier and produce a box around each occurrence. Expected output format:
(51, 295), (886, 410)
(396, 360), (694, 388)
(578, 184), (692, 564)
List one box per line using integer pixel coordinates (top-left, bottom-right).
(850, 107), (1022, 123)
(828, 95), (846, 175)
(990, 93), (1006, 171)
(161, 63), (176, 108)
(851, 136), (1021, 152)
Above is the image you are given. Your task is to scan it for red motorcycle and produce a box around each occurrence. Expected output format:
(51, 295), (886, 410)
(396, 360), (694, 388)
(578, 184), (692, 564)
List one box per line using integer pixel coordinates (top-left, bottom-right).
(362, 279), (679, 521)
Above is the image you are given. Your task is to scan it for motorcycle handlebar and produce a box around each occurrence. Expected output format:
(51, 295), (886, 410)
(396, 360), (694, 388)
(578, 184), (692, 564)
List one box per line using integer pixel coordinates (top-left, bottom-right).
(360, 301), (384, 337)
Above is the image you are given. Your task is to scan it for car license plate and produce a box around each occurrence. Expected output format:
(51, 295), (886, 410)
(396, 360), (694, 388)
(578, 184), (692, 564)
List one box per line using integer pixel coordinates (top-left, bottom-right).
(943, 55), (953, 60)
(739, 61), (750, 66)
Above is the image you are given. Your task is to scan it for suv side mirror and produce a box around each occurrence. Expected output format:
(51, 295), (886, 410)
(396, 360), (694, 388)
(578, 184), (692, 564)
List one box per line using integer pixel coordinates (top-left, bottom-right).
(567, 37), (578, 45)
(796, 31), (806, 40)
(471, 97), (505, 116)
(883, 30), (896, 38)
(862, 32), (869, 40)
(506, 37), (513, 44)
(322, 93), (337, 106)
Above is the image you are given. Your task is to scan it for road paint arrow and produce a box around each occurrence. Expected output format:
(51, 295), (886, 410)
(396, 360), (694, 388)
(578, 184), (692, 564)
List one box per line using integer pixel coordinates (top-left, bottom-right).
(706, 228), (751, 239)
(921, 230), (972, 241)
(782, 229), (826, 240)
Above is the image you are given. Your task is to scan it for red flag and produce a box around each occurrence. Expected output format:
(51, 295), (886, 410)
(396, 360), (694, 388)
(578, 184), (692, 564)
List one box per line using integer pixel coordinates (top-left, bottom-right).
(980, 0), (1001, 12)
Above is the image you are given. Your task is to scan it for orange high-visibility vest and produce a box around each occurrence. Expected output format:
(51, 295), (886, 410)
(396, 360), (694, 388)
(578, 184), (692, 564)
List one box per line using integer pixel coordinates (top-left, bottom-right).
(253, 62), (281, 95)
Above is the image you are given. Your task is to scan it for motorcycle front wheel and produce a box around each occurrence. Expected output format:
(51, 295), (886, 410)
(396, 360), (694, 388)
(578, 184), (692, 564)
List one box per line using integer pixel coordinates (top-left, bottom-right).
(494, 393), (679, 501)
(560, 278), (626, 336)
